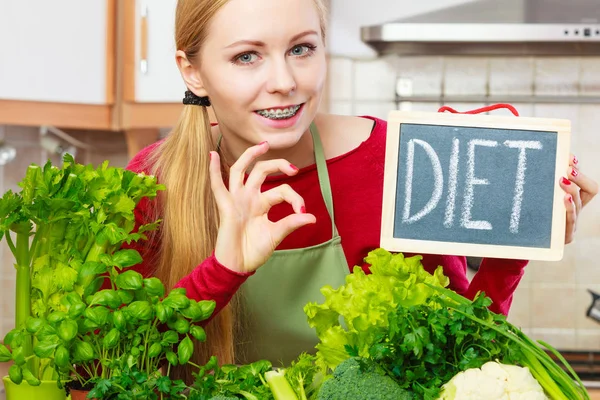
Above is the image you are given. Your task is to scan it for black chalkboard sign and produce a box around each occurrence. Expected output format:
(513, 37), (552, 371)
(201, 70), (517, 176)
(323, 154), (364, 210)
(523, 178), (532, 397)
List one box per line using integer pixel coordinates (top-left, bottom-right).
(381, 111), (571, 261)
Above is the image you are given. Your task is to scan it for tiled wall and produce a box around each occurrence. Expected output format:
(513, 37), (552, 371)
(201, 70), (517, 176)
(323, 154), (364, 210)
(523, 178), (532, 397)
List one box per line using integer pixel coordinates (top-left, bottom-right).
(326, 55), (600, 350)
(0, 126), (130, 341)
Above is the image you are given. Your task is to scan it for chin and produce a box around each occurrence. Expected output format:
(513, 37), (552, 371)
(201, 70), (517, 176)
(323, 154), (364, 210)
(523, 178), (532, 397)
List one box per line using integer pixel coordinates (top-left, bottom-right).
(258, 130), (305, 149)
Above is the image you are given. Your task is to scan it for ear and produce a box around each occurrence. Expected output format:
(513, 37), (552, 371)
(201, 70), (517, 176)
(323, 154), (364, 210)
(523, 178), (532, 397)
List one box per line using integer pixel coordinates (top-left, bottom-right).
(175, 50), (208, 97)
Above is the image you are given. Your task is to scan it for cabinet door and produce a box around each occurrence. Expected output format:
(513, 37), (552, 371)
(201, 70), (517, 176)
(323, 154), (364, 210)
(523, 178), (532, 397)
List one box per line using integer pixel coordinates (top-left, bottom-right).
(0, 0), (111, 104)
(132, 0), (185, 103)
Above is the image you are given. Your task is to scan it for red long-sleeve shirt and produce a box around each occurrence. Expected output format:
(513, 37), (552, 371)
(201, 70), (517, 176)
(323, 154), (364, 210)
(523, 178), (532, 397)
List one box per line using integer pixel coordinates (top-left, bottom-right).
(124, 116), (528, 316)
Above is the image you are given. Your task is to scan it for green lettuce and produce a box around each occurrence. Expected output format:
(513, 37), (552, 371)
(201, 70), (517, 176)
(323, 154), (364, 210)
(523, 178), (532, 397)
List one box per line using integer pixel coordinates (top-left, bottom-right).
(304, 248), (449, 370)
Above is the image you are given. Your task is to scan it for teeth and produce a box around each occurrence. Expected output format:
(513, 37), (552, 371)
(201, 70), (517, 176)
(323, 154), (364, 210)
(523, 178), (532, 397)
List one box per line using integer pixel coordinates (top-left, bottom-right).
(257, 104), (301, 120)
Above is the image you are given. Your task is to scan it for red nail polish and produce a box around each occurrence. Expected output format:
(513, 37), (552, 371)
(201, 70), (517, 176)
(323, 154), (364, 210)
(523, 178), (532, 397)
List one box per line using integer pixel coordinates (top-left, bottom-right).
(571, 168), (579, 177)
(568, 195), (573, 203)
(573, 155), (578, 164)
(290, 164), (299, 172)
(300, 206), (306, 213)
(562, 177), (571, 185)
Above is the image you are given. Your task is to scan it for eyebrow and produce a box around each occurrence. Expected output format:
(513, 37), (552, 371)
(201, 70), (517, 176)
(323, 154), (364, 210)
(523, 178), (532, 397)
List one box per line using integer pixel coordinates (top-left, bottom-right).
(225, 30), (319, 49)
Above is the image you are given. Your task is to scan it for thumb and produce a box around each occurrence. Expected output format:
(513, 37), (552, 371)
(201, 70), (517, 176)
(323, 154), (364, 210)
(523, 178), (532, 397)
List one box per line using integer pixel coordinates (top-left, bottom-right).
(271, 213), (317, 245)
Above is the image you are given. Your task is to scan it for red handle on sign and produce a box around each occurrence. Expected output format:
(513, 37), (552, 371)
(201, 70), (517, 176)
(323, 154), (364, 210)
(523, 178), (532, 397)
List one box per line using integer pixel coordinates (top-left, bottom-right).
(438, 103), (520, 117)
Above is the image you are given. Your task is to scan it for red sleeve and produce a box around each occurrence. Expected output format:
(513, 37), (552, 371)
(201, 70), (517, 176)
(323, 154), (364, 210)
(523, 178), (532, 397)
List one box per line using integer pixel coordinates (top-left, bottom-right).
(173, 254), (253, 317)
(464, 258), (528, 315)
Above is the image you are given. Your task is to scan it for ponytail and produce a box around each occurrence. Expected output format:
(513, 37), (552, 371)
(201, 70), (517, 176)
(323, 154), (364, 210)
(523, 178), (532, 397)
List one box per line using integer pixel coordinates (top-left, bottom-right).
(150, 104), (235, 383)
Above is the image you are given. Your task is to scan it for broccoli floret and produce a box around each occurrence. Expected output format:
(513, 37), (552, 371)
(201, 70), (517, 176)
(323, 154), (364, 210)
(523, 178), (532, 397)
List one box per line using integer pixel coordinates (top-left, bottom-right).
(316, 357), (414, 400)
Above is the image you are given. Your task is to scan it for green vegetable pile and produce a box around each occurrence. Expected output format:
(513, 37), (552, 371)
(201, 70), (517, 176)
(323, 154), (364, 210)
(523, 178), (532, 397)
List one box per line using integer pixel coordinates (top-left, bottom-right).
(0, 154), (164, 385)
(0, 154), (588, 400)
(300, 248), (590, 400)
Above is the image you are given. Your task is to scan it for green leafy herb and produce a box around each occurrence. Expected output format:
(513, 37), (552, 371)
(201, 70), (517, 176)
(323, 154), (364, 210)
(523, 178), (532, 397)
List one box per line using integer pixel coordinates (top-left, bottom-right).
(189, 356), (275, 400)
(304, 248), (449, 370)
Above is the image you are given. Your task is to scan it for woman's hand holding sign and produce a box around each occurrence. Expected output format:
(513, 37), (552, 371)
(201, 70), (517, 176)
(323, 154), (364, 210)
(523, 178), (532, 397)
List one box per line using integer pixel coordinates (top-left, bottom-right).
(561, 153), (599, 244)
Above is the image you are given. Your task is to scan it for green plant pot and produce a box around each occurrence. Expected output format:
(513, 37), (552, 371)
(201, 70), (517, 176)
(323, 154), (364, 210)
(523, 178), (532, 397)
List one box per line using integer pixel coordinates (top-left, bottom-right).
(2, 375), (67, 400)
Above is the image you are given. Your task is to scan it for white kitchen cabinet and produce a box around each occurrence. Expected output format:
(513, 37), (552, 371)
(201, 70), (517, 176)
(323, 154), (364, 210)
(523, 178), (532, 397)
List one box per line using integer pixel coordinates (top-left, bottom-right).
(0, 0), (203, 134)
(0, 0), (111, 104)
(131, 0), (186, 103)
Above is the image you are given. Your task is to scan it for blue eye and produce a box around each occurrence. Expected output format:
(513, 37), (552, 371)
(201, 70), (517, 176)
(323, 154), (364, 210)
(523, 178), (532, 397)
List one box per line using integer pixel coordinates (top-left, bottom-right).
(289, 44), (316, 57)
(235, 52), (258, 64)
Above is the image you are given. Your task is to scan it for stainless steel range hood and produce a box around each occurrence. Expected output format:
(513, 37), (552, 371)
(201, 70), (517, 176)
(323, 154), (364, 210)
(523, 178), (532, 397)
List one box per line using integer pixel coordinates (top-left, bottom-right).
(361, 0), (600, 56)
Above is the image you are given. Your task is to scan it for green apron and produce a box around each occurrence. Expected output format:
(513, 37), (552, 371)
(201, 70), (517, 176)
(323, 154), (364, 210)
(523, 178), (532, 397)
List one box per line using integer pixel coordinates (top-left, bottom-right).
(235, 122), (349, 366)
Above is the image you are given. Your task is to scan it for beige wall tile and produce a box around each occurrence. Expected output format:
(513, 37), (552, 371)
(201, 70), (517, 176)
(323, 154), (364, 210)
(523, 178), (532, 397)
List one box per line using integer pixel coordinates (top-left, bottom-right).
(397, 102), (440, 112)
(530, 328), (577, 350)
(533, 104), (580, 135)
(327, 57), (354, 101)
(328, 101), (353, 116)
(354, 56), (397, 101)
(531, 283), (577, 329)
(528, 247), (577, 285)
(507, 284), (531, 330)
(576, 106), (600, 185)
(534, 58), (580, 96)
(443, 58), (489, 96)
(575, 284), (600, 331)
(489, 57), (534, 96)
(580, 58), (600, 96)
(396, 56), (444, 97)
(520, 264), (533, 285)
(354, 102), (396, 120)
(575, 200), (600, 239)
(574, 237), (600, 286)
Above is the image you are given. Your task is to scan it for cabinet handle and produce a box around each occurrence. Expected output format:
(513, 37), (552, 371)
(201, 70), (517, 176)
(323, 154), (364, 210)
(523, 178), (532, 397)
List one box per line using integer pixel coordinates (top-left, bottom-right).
(140, 3), (148, 74)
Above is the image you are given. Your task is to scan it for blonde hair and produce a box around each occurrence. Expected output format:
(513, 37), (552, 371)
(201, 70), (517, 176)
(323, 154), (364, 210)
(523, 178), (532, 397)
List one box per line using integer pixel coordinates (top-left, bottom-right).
(149, 0), (328, 384)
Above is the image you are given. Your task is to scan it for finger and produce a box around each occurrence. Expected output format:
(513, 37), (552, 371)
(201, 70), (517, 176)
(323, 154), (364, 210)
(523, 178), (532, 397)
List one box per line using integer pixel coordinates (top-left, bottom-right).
(569, 153), (578, 168)
(208, 151), (230, 202)
(270, 213), (317, 245)
(229, 141), (270, 192)
(564, 193), (577, 244)
(261, 184), (305, 213)
(245, 160), (299, 191)
(560, 176), (582, 215)
(567, 166), (598, 207)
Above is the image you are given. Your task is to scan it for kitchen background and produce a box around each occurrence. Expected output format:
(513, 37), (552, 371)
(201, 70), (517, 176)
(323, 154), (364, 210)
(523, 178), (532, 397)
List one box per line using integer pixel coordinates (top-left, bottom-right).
(1, 0), (600, 388)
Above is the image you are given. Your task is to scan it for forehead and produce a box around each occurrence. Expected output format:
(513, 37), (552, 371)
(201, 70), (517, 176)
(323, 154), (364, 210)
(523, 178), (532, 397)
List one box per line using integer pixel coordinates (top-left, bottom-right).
(207, 0), (321, 44)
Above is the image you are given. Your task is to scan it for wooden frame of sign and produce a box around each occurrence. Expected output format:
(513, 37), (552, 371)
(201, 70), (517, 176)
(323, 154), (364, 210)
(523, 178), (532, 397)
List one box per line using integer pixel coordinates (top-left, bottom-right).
(381, 110), (571, 261)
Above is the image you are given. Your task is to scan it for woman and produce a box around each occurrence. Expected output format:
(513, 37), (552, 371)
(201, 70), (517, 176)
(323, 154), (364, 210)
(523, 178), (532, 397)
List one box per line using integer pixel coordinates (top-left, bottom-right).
(126, 0), (598, 381)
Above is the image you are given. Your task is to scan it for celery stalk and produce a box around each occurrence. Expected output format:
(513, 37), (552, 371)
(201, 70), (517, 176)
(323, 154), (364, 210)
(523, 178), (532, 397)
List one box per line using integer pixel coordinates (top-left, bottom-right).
(265, 370), (299, 400)
(15, 231), (34, 375)
(85, 242), (108, 263)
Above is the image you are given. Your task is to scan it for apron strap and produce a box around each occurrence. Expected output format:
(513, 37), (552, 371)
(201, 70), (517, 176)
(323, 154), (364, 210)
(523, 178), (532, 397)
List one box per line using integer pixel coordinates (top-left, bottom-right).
(309, 122), (338, 238)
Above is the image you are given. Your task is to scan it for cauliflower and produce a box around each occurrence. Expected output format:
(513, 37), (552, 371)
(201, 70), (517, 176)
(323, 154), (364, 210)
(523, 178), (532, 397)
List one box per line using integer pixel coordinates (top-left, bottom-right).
(438, 361), (548, 400)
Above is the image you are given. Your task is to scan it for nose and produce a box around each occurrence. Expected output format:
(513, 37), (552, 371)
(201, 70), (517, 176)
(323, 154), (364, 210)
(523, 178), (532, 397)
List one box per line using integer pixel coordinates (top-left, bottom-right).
(266, 58), (296, 96)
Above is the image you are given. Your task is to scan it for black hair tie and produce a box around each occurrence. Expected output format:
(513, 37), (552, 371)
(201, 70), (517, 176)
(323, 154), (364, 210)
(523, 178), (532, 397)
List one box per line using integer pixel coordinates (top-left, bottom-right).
(183, 90), (211, 107)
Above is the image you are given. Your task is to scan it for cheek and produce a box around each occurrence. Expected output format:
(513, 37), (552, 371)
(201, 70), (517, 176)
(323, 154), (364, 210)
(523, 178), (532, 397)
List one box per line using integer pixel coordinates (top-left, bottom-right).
(213, 71), (260, 106)
(298, 59), (327, 93)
